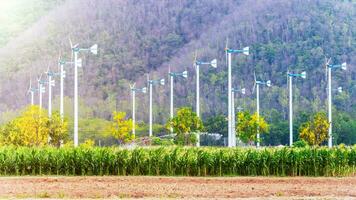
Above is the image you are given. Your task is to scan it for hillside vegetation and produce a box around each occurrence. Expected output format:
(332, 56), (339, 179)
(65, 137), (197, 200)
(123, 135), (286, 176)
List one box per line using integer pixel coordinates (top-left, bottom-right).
(0, 0), (354, 145)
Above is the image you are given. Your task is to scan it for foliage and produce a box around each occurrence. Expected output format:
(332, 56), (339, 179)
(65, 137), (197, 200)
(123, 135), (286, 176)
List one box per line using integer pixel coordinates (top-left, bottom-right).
(0, 105), (49, 146)
(236, 111), (269, 145)
(151, 137), (175, 146)
(0, 146), (354, 176)
(80, 139), (95, 148)
(299, 112), (329, 146)
(293, 140), (308, 148)
(76, 118), (113, 146)
(167, 107), (204, 145)
(108, 111), (134, 144)
(203, 115), (227, 137)
(48, 111), (68, 147)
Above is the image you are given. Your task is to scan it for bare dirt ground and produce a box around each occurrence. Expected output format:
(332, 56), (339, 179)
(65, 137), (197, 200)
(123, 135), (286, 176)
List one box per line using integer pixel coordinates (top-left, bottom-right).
(0, 176), (355, 199)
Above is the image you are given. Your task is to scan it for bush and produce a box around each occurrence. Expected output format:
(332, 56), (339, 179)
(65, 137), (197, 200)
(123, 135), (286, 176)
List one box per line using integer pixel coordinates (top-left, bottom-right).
(293, 140), (308, 148)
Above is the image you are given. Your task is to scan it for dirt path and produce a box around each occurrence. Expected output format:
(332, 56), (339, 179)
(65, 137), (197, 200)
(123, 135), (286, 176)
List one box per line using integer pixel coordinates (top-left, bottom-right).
(0, 176), (355, 199)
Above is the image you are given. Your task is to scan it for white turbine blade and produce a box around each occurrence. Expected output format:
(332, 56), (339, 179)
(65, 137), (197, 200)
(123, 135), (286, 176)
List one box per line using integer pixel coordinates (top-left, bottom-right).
(210, 59), (217, 68)
(69, 37), (73, 48)
(225, 38), (228, 68)
(252, 71), (256, 94)
(243, 46), (249, 56)
(182, 70), (188, 78)
(341, 62), (347, 70)
(90, 44), (98, 55)
(266, 80), (271, 87)
(338, 87), (343, 93)
(142, 87), (147, 93)
(301, 71), (307, 79)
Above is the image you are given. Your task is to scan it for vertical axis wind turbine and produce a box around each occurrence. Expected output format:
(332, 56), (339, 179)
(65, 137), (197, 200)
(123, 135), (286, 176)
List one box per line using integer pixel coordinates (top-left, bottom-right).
(147, 75), (165, 137)
(326, 59), (347, 148)
(169, 67), (188, 133)
(287, 70), (306, 146)
(130, 83), (147, 136)
(252, 72), (271, 147)
(69, 38), (98, 147)
(224, 39), (249, 147)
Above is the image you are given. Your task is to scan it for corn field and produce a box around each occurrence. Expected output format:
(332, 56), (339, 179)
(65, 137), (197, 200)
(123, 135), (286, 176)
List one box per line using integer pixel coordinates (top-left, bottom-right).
(0, 146), (355, 176)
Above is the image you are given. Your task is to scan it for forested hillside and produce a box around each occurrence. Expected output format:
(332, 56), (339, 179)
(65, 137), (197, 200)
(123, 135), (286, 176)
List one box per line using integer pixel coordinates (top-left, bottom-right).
(0, 0), (355, 145)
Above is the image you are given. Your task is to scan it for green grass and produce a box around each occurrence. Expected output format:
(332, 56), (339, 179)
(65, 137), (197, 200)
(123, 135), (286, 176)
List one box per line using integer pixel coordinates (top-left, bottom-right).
(0, 146), (354, 176)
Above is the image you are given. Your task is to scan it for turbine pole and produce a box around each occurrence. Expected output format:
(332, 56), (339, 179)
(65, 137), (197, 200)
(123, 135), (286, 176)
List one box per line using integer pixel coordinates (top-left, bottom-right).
(74, 51), (79, 147)
(60, 63), (64, 120)
(227, 52), (232, 147)
(132, 89), (136, 136)
(170, 75), (174, 133)
(48, 75), (52, 117)
(149, 82), (153, 137)
(328, 67), (332, 148)
(31, 91), (34, 105)
(289, 76), (293, 146)
(39, 83), (43, 109)
(256, 84), (260, 147)
(196, 64), (200, 118)
(231, 89), (236, 146)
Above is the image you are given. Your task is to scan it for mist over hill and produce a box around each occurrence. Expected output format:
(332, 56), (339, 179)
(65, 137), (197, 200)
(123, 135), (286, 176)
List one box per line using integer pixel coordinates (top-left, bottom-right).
(0, 0), (355, 144)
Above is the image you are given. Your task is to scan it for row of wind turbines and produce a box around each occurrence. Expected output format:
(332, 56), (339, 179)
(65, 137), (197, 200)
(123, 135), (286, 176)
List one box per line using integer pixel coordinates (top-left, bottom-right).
(27, 39), (98, 147)
(129, 41), (348, 148)
(26, 39), (347, 148)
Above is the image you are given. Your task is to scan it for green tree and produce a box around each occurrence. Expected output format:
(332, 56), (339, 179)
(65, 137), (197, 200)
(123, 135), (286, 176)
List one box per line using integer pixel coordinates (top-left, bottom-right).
(236, 111), (269, 145)
(167, 107), (204, 145)
(48, 111), (69, 147)
(109, 111), (134, 144)
(299, 112), (329, 146)
(204, 115), (227, 137)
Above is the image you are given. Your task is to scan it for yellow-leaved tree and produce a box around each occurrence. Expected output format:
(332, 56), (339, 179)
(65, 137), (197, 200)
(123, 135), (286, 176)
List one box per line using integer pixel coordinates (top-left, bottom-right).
(109, 111), (134, 144)
(299, 112), (329, 146)
(236, 111), (269, 145)
(48, 111), (69, 147)
(0, 105), (49, 146)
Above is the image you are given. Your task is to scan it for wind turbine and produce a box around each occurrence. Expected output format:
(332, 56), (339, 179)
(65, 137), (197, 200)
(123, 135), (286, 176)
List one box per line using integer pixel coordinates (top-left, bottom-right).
(27, 80), (38, 105)
(37, 74), (47, 109)
(45, 65), (58, 117)
(169, 67), (188, 133)
(58, 56), (73, 120)
(225, 39), (249, 147)
(252, 72), (271, 147)
(69, 38), (98, 147)
(130, 83), (147, 136)
(147, 75), (165, 137)
(287, 70), (306, 146)
(326, 59), (347, 148)
(194, 51), (217, 118)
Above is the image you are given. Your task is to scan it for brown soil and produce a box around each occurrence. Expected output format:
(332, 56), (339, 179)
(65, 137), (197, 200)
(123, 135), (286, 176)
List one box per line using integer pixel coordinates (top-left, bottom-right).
(0, 176), (355, 199)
